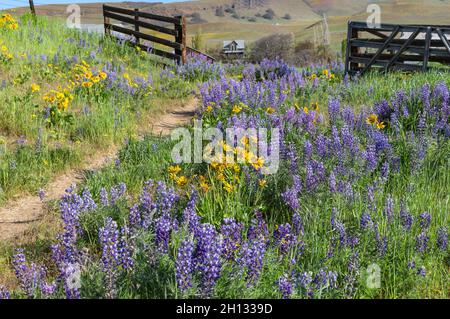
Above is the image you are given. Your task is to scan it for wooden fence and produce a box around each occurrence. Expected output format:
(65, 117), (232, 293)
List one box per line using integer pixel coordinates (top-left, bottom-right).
(345, 21), (450, 75)
(103, 4), (186, 64)
(102, 5), (215, 65)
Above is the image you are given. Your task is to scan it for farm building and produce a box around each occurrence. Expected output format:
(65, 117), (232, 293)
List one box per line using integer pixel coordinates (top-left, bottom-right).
(223, 40), (245, 57)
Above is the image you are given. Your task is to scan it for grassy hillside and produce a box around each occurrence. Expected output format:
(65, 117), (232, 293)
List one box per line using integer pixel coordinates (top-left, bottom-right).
(0, 13), (196, 205)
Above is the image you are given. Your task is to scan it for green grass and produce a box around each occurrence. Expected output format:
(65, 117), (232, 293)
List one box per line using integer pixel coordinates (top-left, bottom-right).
(0, 13), (197, 203)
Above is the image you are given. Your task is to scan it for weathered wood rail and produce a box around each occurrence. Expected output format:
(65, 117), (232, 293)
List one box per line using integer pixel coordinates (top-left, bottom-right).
(103, 4), (186, 64)
(345, 21), (450, 75)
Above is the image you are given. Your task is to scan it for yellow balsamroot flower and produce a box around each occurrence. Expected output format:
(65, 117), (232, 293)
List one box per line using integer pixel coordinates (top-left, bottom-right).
(376, 121), (386, 129)
(259, 179), (267, 188)
(206, 105), (213, 112)
(311, 102), (319, 111)
(91, 76), (101, 83)
(322, 69), (329, 77)
(232, 104), (242, 114)
(252, 157), (265, 170)
(266, 107), (275, 114)
(31, 83), (40, 93)
(168, 165), (182, 175)
(303, 106), (309, 114)
(223, 181), (234, 193)
(366, 114), (378, 126)
(176, 176), (188, 187)
(216, 172), (225, 182)
(82, 81), (93, 88)
(123, 73), (130, 80)
(99, 72), (107, 80)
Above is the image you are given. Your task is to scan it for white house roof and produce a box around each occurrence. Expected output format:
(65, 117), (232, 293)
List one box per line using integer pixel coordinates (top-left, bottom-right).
(223, 40), (245, 50)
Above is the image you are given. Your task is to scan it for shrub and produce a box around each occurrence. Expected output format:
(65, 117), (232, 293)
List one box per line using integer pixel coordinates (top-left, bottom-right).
(249, 33), (293, 63)
(215, 6), (225, 17)
(262, 8), (275, 20)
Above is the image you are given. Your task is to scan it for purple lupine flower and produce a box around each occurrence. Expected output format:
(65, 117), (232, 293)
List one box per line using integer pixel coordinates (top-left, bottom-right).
(383, 196), (394, 223)
(374, 224), (388, 257)
(364, 143), (378, 172)
(400, 201), (413, 231)
(100, 187), (109, 206)
(99, 217), (120, 298)
(221, 218), (243, 261)
(182, 190), (200, 235)
(0, 286), (10, 299)
(128, 204), (142, 229)
(292, 213), (304, 236)
(281, 175), (301, 212)
(360, 212), (373, 230)
(329, 171), (337, 193)
(195, 224), (222, 296)
(277, 274), (293, 299)
(239, 239), (266, 286)
(303, 140), (313, 160)
(12, 249), (52, 298)
(333, 220), (347, 246)
(274, 223), (296, 254)
(176, 238), (195, 293)
(118, 226), (134, 270)
(348, 252), (360, 273)
(419, 212), (431, 230)
(313, 268), (338, 291)
(415, 232), (429, 253)
(109, 183), (127, 205)
(248, 211), (269, 243)
(417, 266), (426, 277)
(408, 260), (416, 270)
(380, 161), (390, 180)
(155, 213), (174, 253)
(328, 97), (340, 123)
(367, 185), (376, 211)
(437, 227), (448, 251)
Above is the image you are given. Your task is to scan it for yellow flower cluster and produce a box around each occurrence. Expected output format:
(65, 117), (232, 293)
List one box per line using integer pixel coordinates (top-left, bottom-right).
(0, 14), (19, 30)
(0, 41), (13, 61)
(309, 69), (336, 81)
(72, 61), (107, 89)
(295, 101), (319, 114)
(122, 73), (139, 88)
(168, 165), (188, 187)
(366, 114), (386, 129)
(43, 87), (74, 111)
(42, 61), (107, 112)
(206, 139), (266, 193)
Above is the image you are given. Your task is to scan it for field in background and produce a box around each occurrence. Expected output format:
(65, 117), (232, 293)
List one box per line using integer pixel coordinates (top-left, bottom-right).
(6, 0), (450, 53)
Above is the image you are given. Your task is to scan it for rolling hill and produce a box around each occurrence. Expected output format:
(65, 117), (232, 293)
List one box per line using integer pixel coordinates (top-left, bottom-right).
(6, 0), (450, 51)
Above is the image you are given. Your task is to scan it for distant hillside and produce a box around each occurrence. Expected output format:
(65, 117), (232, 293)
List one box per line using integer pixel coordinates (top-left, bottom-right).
(7, 0), (450, 51)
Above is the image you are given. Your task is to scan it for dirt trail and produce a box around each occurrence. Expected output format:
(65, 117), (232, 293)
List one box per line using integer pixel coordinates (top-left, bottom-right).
(0, 97), (199, 242)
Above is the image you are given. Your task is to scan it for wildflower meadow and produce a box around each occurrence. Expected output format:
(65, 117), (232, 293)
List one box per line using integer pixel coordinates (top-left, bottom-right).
(0, 13), (448, 300)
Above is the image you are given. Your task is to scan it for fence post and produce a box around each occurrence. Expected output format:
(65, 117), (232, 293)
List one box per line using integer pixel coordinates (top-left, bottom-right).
(345, 21), (353, 75)
(28, 0), (36, 16)
(103, 5), (111, 36)
(175, 15), (187, 64)
(134, 8), (140, 46)
(423, 27), (432, 72)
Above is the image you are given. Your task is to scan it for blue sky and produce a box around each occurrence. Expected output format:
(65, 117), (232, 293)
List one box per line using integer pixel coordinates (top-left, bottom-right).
(0, 0), (191, 10)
